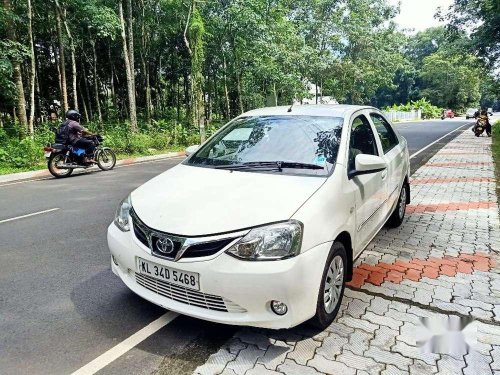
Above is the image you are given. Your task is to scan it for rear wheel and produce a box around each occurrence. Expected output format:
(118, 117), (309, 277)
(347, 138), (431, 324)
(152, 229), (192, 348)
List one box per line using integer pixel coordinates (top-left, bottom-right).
(312, 242), (347, 329)
(48, 153), (73, 178)
(386, 182), (408, 228)
(97, 148), (116, 171)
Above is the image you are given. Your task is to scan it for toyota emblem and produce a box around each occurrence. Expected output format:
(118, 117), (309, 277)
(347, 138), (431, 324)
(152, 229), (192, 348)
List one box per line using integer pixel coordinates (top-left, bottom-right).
(155, 237), (175, 254)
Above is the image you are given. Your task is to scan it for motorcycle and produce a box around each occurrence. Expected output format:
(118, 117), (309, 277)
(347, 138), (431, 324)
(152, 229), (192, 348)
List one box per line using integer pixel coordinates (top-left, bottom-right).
(44, 135), (116, 178)
(473, 123), (485, 137)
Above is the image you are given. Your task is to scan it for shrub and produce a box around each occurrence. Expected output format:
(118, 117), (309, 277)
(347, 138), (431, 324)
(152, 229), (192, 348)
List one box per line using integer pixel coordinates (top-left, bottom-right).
(385, 98), (442, 119)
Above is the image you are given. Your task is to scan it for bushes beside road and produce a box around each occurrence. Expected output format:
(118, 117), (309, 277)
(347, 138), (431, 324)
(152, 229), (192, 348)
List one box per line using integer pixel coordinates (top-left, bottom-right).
(384, 98), (443, 120)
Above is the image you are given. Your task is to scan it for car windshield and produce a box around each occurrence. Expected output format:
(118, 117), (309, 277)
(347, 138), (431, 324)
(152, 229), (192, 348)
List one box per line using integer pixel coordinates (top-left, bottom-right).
(185, 115), (344, 176)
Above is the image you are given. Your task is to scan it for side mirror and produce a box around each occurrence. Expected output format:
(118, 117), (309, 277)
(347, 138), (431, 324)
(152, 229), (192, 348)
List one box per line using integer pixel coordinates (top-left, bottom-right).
(349, 154), (387, 179)
(185, 145), (200, 157)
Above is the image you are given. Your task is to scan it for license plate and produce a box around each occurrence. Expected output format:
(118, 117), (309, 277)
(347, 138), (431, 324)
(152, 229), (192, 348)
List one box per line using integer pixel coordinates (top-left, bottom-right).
(137, 258), (200, 291)
(44, 151), (52, 158)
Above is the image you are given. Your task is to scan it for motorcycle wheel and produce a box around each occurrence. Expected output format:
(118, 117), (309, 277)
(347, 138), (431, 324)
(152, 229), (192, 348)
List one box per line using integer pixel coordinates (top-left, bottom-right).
(96, 148), (117, 171)
(48, 153), (73, 178)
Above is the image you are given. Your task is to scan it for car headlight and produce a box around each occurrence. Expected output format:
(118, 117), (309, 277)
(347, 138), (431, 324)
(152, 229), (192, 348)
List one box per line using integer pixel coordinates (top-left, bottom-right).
(114, 195), (132, 232)
(226, 221), (303, 261)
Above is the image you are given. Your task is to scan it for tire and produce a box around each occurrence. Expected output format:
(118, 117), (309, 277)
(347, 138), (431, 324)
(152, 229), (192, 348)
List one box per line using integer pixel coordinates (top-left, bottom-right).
(48, 153), (73, 178)
(311, 241), (347, 329)
(386, 181), (408, 228)
(97, 148), (116, 171)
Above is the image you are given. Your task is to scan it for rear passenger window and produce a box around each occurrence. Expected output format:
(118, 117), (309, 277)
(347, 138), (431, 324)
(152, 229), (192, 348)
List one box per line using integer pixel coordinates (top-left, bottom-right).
(370, 113), (399, 154)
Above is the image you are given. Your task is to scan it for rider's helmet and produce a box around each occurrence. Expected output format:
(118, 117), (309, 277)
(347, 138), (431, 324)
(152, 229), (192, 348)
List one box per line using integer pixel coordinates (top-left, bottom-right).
(65, 109), (81, 121)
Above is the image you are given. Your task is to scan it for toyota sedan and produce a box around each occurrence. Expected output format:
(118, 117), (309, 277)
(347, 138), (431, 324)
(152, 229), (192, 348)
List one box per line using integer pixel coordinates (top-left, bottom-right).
(108, 105), (410, 329)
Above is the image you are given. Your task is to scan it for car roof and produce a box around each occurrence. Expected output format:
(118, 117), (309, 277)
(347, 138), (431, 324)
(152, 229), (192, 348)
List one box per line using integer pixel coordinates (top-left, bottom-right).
(240, 104), (376, 118)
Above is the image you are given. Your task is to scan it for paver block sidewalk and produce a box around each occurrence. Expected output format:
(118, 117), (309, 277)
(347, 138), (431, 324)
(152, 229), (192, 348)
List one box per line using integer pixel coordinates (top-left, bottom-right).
(193, 129), (500, 375)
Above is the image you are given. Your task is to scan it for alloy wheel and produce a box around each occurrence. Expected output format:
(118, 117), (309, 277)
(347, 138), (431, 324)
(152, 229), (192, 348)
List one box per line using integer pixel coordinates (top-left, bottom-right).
(399, 185), (407, 219)
(323, 255), (344, 314)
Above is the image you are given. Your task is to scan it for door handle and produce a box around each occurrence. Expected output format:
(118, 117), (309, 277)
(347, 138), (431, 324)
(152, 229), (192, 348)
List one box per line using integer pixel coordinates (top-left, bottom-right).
(381, 170), (387, 180)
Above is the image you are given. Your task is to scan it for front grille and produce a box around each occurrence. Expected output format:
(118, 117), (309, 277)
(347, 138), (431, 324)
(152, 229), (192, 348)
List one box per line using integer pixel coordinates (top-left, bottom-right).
(133, 223), (149, 248)
(182, 238), (235, 258)
(135, 273), (246, 313)
(130, 209), (238, 261)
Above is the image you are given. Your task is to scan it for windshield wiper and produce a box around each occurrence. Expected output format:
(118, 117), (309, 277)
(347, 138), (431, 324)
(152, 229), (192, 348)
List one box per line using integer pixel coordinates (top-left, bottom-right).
(214, 161), (324, 171)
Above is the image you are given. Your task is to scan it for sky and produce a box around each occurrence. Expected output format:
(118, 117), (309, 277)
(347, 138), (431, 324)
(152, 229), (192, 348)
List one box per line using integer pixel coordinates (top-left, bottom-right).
(388, 0), (454, 33)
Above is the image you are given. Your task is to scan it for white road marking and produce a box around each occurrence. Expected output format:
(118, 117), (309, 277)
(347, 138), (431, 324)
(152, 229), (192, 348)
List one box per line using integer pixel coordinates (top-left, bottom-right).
(409, 123), (471, 159)
(71, 311), (179, 375)
(0, 208), (60, 224)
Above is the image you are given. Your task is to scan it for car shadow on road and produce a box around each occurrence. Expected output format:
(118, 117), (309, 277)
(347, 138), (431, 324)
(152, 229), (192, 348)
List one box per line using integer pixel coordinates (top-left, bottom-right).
(70, 269), (166, 340)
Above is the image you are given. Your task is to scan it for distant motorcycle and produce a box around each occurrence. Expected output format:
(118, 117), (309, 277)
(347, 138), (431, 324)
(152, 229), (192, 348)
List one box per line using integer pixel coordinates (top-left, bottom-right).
(44, 135), (116, 178)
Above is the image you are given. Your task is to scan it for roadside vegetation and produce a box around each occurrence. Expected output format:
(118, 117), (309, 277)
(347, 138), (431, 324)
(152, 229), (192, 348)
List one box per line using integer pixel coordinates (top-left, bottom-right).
(384, 99), (443, 120)
(493, 121), (500, 199)
(0, 0), (498, 175)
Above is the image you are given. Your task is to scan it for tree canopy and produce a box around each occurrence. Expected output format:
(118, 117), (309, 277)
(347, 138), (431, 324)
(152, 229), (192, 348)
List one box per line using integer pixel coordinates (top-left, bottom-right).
(0, 0), (499, 139)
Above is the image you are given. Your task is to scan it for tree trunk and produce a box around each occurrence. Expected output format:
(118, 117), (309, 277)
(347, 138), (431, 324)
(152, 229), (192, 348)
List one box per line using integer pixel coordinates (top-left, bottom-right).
(126, 0), (136, 101)
(236, 72), (244, 114)
(79, 79), (89, 122)
(27, 0), (36, 134)
(4, 0), (28, 135)
(119, 0), (138, 131)
(81, 58), (93, 120)
(91, 40), (102, 122)
(55, 1), (77, 111)
(223, 55), (230, 119)
(55, 6), (68, 114)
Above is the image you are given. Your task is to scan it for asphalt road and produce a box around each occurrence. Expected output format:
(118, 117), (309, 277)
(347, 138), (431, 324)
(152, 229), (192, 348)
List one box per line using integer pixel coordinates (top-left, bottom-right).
(0, 119), (472, 375)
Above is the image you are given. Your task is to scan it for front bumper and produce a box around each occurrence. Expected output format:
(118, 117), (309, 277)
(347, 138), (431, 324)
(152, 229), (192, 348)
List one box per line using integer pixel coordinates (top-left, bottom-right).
(107, 223), (331, 329)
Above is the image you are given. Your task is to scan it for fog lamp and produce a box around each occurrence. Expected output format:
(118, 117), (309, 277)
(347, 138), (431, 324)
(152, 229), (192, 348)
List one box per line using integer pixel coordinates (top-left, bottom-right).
(271, 300), (288, 316)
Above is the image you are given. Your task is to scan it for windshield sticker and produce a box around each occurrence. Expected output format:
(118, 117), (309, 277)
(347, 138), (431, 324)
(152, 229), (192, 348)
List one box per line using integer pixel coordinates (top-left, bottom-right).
(313, 155), (327, 166)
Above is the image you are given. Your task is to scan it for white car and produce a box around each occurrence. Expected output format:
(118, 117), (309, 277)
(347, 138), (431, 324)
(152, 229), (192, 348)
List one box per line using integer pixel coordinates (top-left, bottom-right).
(466, 108), (478, 119)
(108, 105), (410, 329)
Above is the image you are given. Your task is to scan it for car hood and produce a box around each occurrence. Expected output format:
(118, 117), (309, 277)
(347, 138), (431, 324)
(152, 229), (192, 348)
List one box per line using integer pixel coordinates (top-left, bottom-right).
(131, 164), (326, 236)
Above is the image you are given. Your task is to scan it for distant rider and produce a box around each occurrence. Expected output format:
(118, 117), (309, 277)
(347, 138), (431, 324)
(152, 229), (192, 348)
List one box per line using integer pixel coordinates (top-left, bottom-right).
(64, 110), (97, 162)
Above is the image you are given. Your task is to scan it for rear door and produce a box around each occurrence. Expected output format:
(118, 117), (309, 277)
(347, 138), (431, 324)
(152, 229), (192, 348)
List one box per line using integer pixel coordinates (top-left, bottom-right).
(369, 112), (404, 216)
(347, 113), (387, 254)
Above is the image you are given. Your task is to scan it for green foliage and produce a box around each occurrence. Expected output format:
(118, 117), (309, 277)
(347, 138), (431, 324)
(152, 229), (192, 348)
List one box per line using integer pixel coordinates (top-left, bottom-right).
(385, 98), (443, 119)
(419, 52), (481, 111)
(443, 0), (500, 67)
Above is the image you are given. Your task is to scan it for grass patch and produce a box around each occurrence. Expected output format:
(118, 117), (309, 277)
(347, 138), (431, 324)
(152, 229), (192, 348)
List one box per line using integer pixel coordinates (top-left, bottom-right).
(492, 120), (500, 200)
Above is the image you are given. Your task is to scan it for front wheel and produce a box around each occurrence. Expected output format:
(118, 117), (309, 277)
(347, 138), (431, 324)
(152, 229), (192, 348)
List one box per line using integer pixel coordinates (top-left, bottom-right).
(48, 153), (73, 178)
(96, 148), (116, 171)
(311, 242), (347, 329)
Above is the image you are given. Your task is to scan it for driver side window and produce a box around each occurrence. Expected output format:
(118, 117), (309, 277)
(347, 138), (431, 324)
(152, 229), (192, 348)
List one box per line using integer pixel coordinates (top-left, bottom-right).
(348, 115), (379, 171)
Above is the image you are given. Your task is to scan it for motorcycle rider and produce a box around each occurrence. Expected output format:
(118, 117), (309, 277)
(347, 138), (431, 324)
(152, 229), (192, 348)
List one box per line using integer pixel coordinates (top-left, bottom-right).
(63, 110), (97, 162)
(473, 109), (492, 137)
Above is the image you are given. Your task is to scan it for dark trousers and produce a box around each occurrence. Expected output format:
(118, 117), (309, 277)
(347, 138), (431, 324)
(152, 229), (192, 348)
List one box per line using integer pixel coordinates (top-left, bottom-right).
(486, 123), (492, 135)
(74, 138), (96, 155)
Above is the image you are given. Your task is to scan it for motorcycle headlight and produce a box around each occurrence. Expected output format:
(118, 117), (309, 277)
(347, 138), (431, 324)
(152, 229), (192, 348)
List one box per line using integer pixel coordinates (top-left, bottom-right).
(114, 195), (132, 232)
(226, 221), (303, 261)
